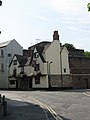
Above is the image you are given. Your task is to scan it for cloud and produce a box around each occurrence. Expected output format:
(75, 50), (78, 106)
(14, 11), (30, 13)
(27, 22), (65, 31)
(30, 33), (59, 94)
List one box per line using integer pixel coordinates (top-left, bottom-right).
(37, 15), (49, 21)
(49, 0), (87, 15)
(0, 31), (15, 42)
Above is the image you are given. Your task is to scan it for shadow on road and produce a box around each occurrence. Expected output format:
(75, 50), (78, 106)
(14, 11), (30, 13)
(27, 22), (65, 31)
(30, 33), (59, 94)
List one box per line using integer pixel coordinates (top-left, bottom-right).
(0, 98), (55, 120)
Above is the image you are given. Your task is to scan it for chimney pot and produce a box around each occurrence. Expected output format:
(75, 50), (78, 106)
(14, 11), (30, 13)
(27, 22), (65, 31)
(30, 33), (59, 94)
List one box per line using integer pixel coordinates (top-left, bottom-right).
(53, 30), (59, 40)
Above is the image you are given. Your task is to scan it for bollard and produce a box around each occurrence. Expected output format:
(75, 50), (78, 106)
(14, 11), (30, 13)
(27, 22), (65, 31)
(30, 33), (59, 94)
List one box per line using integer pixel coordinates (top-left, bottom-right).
(2, 95), (7, 116)
(0, 94), (1, 102)
(2, 95), (5, 103)
(3, 101), (7, 116)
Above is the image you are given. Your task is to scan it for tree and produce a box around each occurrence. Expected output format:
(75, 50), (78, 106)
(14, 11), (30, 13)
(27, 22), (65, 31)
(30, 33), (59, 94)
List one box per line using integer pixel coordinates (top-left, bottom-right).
(84, 51), (90, 57)
(87, 3), (90, 11)
(0, 0), (2, 6)
(63, 43), (76, 49)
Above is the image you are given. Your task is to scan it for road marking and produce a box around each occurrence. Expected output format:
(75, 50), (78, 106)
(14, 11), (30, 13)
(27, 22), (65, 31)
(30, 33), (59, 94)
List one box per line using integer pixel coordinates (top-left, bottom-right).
(83, 92), (90, 96)
(28, 96), (62, 120)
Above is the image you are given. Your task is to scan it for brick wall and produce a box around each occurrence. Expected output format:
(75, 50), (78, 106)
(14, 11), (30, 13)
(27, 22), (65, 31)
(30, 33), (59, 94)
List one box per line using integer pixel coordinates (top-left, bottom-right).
(50, 75), (72, 88)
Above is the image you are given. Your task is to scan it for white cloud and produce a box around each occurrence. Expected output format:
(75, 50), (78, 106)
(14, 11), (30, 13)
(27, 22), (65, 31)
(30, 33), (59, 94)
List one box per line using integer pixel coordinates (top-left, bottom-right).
(0, 31), (15, 42)
(37, 16), (49, 21)
(48, 0), (88, 15)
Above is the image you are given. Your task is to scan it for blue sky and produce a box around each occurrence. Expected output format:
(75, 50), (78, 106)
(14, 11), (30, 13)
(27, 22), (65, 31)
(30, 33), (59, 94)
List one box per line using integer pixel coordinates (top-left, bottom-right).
(0, 0), (90, 51)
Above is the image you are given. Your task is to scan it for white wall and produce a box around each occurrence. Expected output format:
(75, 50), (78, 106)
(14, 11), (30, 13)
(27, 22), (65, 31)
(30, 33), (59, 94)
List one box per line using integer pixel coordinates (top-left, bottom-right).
(45, 40), (61, 74)
(32, 40), (70, 88)
(24, 65), (34, 76)
(32, 76), (48, 88)
(61, 47), (70, 74)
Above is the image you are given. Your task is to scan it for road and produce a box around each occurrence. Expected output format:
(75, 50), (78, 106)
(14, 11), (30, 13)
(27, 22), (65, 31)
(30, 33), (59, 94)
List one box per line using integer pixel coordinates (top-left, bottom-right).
(0, 89), (90, 120)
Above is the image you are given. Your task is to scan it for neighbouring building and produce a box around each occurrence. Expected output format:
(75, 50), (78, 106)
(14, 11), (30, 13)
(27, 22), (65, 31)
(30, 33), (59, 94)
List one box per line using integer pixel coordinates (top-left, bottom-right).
(0, 39), (23, 89)
(68, 48), (90, 89)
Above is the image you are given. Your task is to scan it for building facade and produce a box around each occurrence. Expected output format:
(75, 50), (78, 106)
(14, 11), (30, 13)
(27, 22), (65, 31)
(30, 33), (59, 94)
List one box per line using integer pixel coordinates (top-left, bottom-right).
(30, 31), (71, 89)
(0, 39), (23, 88)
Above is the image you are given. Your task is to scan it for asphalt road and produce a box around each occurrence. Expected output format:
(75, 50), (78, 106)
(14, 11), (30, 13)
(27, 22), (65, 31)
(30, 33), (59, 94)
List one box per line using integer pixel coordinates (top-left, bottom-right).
(0, 89), (90, 120)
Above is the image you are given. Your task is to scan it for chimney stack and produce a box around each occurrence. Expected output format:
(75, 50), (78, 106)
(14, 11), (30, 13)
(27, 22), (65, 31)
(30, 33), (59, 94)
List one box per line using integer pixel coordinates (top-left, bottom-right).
(53, 30), (59, 40)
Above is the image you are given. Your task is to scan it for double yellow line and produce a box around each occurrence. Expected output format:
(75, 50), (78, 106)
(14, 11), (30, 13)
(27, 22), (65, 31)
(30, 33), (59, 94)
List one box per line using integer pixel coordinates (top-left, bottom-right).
(28, 96), (62, 120)
(83, 92), (90, 96)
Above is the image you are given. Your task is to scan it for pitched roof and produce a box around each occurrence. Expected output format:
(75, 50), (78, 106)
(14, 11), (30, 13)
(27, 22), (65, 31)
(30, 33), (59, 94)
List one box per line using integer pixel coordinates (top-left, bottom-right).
(9, 54), (28, 67)
(30, 41), (51, 64)
(0, 40), (13, 48)
(28, 41), (51, 50)
(36, 46), (46, 63)
(25, 57), (31, 66)
(16, 55), (28, 67)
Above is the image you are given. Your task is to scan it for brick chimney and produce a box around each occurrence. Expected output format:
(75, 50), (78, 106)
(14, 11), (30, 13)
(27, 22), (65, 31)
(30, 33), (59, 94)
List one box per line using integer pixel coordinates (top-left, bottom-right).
(53, 31), (59, 40)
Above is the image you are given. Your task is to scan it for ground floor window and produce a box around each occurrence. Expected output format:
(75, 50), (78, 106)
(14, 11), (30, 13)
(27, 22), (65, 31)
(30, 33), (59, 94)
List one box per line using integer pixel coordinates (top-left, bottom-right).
(35, 74), (40, 84)
(9, 80), (15, 85)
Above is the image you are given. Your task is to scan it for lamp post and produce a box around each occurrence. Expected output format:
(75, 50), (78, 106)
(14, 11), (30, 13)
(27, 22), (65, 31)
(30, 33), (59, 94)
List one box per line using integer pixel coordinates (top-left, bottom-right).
(48, 61), (53, 88)
(60, 50), (63, 88)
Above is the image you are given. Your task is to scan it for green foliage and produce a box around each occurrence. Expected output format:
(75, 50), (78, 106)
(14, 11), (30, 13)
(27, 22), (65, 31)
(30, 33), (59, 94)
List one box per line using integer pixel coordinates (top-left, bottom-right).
(84, 51), (90, 57)
(63, 43), (76, 49)
(87, 3), (90, 11)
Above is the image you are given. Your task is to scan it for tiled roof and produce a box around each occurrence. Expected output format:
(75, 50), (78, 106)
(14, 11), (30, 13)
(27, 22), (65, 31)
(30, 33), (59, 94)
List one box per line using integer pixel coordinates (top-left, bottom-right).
(25, 57), (31, 66)
(0, 40), (13, 48)
(36, 46), (46, 63)
(9, 54), (28, 67)
(16, 54), (28, 67)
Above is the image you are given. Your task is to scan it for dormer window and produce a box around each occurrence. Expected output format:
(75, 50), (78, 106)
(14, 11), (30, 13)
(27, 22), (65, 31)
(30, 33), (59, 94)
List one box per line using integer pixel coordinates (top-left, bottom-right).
(13, 60), (17, 65)
(34, 64), (40, 71)
(33, 52), (39, 58)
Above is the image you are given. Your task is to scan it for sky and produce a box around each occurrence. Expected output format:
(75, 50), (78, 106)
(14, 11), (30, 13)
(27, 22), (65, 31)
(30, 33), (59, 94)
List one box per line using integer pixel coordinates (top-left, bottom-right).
(0, 0), (90, 51)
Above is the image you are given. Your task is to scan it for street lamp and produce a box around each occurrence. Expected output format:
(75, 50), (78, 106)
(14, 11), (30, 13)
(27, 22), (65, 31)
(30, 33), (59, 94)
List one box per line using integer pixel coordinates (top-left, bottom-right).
(46, 61), (53, 88)
(48, 61), (53, 88)
(0, 0), (2, 6)
(60, 50), (63, 88)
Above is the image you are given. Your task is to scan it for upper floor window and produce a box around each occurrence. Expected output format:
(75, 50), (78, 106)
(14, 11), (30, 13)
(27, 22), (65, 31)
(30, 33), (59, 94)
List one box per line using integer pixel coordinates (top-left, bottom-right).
(13, 69), (17, 77)
(1, 63), (4, 72)
(32, 60), (36, 67)
(33, 52), (39, 58)
(34, 64), (40, 71)
(64, 68), (66, 73)
(21, 67), (24, 74)
(8, 53), (11, 57)
(35, 74), (40, 84)
(1, 50), (4, 57)
(13, 60), (17, 65)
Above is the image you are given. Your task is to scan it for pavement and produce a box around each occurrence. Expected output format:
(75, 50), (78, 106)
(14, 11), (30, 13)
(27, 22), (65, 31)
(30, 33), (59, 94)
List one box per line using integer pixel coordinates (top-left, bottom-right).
(0, 98), (56, 120)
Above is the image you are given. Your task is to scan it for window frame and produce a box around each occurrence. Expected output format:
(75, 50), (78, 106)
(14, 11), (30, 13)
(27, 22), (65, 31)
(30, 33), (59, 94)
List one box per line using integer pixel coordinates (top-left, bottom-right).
(1, 63), (4, 72)
(35, 74), (40, 84)
(13, 60), (17, 65)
